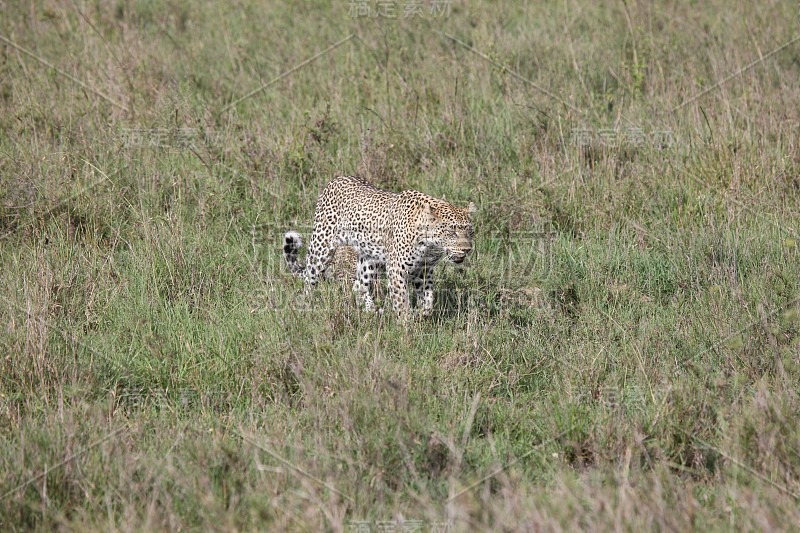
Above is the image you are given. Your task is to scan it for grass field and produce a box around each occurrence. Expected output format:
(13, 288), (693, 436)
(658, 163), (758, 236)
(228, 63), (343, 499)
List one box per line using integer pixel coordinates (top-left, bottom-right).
(2, 0), (800, 530)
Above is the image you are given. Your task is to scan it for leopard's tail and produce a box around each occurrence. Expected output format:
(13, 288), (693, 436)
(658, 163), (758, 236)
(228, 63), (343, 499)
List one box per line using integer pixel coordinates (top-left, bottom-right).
(283, 231), (305, 276)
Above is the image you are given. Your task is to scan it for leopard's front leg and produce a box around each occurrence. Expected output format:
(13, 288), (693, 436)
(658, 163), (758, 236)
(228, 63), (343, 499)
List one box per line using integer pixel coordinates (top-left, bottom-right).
(411, 268), (435, 317)
(387, 263), (411, 321)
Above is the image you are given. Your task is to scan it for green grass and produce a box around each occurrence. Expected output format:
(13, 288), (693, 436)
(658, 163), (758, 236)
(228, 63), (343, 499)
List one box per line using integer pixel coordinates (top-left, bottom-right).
(2, 0), (800, 530)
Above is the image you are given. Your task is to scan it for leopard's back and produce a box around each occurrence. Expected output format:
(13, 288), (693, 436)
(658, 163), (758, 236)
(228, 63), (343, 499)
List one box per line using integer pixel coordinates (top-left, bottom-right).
(313, 176), (398, 262)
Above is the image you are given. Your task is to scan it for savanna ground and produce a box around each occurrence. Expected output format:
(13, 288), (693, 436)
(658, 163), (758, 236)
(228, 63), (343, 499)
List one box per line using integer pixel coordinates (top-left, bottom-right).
(1, 1), (800, 530)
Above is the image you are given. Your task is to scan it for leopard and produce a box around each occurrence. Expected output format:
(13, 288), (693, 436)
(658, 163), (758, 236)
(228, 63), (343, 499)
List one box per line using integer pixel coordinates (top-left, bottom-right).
(283, 175), (475, 320)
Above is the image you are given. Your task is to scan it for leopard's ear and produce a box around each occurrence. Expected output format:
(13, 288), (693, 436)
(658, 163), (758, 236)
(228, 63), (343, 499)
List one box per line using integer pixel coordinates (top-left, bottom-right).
(466, 202), (477, 217)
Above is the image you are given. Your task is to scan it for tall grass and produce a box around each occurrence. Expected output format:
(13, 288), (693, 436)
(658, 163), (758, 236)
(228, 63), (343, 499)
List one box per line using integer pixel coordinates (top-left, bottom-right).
(1, 0), (799, 530)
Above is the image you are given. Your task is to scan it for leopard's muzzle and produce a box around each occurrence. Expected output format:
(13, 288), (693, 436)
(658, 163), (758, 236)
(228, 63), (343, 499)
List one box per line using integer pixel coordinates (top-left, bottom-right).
(448, 243), (472, 264)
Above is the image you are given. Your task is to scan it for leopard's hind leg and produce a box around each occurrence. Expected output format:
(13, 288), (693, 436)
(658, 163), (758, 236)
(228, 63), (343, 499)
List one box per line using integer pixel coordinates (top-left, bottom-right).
(302, 230), (338, 287)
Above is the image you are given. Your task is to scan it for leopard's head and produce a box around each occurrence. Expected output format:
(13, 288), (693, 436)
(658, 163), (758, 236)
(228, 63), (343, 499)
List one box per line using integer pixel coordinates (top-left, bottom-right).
(421, 200), (476, 264)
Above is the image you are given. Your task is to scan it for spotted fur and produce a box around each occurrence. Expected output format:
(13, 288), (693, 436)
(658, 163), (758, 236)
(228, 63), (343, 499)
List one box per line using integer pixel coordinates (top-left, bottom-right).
(283, 176), (475, 320)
